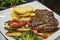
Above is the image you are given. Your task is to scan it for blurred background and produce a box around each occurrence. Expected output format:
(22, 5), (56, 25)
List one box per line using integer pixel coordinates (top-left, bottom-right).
(0, 0), (60, 15)
(38, 0), (60, 15)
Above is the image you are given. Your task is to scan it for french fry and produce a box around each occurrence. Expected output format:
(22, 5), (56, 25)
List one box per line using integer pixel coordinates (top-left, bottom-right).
(6, 32), (21, 36)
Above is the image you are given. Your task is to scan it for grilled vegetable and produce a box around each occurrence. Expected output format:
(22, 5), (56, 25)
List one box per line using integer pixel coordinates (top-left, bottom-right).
(36, 33), (48, 39)
(34, 36), (43, 40)
(31, 27), (43, 31)
(17, 28), (30, 31)
(4, 27), (16, 30)
(20, 30), (43, 40)
(6, 32), (22, 37)
(8, 19), (28, 28)
(21, 17), (31, 21)
(4, 23), (16, 30)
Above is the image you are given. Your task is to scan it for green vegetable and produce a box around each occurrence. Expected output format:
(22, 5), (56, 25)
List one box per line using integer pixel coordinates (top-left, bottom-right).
(20, 30), (43, 40)
(5, 30), (43, 40)
(5, 20), (10, 24)
(13, 36), (19, 40)
(20, 31), (35, 40)
(0, 0), (27, 9)
(5, 27), (16, 30)
(20, 0), (26, 2)
(34, 36), (43, 40)
(12, 36), (20, 40)
(6, 31), (22, 40)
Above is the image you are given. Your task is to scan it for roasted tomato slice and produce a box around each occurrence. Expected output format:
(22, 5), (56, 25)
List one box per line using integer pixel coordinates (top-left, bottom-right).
(36, 33), (48, 39)
(31, 27), (43, 30)
(9, 19), (28, 28)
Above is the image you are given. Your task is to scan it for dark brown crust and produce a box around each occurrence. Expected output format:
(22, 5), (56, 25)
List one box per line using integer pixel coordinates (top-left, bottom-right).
(28, 9), (59, 32)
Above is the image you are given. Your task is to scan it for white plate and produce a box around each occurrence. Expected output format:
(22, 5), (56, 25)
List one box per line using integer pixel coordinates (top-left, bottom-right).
(0, 1), (60, 40)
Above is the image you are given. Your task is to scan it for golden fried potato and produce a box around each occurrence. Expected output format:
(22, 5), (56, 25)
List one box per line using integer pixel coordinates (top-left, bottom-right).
(25, 5), (36, 12)
(32, 7), (36, 12)
(21, 17), (31, 21)
(11, 11), (19, 19)
(14, 6), (27, 15)
(29, 13), (35, 16)
(25, 5), (33, 12)
(19, 13), (30, 17)
(11, 5), (36, 19)
(19, 13), (35, 17)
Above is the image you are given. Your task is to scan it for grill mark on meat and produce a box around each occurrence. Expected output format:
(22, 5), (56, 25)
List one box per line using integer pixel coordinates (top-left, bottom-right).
(28, 9), (59, 32)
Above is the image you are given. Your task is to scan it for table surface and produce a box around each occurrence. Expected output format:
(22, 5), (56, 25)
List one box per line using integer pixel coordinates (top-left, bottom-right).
(0, 1), (60, 40)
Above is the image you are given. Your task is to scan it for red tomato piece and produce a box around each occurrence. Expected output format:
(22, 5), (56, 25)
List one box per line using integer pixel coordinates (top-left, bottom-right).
(36, 33), (48, 39)
(31, 27), (43, 30)
(10, 19), (28, 28)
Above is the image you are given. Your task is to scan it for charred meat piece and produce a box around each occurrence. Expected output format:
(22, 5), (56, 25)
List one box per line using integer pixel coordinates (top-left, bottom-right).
(38, 24), (59, 33)
(28, 9), (58, 27)
(28, 9), (59, 32)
